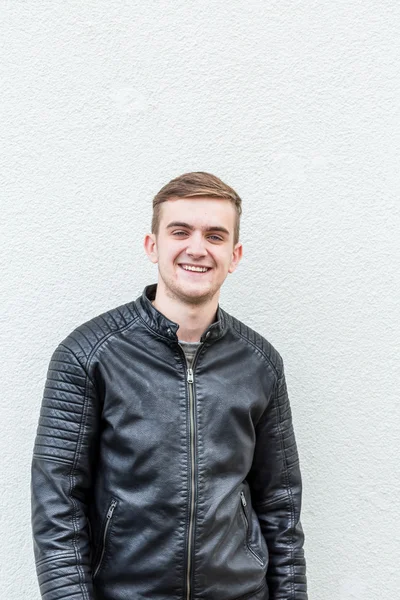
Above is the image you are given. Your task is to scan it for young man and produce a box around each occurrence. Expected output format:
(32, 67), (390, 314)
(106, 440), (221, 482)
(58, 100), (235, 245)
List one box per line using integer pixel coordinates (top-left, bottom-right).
(31, 172), (307, 600)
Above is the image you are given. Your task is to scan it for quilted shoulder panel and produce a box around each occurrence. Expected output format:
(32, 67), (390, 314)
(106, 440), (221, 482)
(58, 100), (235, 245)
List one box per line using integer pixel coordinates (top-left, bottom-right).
(33, 300), (139, 463)
(60, 300), (139, 367)
(225, 310), (283, 378)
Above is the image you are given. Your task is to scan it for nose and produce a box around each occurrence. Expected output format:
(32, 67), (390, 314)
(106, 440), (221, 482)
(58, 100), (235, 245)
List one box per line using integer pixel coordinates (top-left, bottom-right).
(186, 232), (207, 258)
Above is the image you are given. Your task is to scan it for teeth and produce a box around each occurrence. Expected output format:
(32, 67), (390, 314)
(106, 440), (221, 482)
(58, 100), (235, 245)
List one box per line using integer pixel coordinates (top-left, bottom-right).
(182, 265), (209, 272)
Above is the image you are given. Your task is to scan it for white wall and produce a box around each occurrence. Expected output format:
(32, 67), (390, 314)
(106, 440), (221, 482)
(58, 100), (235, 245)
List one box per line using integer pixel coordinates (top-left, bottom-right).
(1, 2), (399, 598)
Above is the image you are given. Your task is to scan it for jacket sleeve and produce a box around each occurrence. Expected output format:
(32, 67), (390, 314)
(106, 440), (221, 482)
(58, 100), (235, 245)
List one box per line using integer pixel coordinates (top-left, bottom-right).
(248, 359), (308, 600)
(31, 342), (99, 600)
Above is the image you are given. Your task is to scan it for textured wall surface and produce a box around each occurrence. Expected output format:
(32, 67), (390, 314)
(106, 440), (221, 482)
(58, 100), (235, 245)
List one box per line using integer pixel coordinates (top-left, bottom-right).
(1, 1), (399, 598)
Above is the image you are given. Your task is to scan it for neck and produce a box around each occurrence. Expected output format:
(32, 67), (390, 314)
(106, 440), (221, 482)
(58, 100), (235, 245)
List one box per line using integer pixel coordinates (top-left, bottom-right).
(152, 283), (219, 342)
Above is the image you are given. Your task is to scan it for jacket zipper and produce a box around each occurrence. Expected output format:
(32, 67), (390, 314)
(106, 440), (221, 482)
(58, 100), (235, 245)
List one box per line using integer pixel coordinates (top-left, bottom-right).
(186, 366), (195, 600)
(240, 491), (264, 566)
(181, 345), (203, 600)
(93, 499), (117, 578)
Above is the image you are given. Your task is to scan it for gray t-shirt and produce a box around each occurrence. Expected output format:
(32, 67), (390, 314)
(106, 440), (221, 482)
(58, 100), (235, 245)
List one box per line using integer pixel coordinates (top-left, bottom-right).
(179, 341), (201, 367)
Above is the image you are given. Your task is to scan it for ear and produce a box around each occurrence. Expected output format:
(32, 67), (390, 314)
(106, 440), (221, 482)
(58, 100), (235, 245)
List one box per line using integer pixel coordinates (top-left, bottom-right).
(144, 233), (159, 264)
(228, 242), (243, 274)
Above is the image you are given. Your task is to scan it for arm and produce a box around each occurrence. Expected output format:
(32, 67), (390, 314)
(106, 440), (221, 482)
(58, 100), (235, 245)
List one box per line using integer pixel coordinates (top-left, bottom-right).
(248, 359), (308, 600)
(31, 342), (99, 600)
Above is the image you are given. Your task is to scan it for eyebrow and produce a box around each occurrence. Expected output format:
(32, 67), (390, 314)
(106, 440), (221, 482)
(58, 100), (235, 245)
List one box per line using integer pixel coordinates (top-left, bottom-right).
(166, 221), (230, 236)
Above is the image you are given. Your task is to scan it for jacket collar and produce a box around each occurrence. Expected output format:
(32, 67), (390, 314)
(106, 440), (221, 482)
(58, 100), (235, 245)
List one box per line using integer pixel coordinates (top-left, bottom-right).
(135, 283), (226, 343)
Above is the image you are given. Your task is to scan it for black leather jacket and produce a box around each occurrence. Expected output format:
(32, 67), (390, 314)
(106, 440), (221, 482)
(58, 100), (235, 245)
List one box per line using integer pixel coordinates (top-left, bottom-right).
(31, 284), (307, 600)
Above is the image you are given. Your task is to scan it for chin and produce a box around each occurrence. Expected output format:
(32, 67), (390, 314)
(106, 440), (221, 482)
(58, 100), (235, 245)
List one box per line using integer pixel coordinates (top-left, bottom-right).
(177, 285), (216, 304)
(160, 272), (220, 304)
(192, 291), (220, 304)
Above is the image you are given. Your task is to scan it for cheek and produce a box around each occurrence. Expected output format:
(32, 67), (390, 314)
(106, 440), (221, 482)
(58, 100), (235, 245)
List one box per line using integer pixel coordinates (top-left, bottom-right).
(220, 251), (234, 267)
(161, 247), (182, 266)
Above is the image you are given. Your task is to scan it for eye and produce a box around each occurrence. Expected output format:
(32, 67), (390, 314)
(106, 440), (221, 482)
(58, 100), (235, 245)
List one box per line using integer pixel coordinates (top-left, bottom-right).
(172, 230), (188, 236)
(208, 235), (224, 242)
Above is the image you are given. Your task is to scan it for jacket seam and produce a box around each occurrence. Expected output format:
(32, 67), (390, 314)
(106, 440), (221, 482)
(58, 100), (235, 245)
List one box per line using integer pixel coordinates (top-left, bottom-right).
(65, 374), (93, 596)
(59, 343), (96, 387)
(86, 315), (140, 370)
(69, 470), (88, 599)
(273, 372), (296, 600)
(50, 343), (89, 600)
(230, 327), (281, 380)
(69, 370), (89, 600)
(59, 312), (140, 385)
(230, 326), (281, 428)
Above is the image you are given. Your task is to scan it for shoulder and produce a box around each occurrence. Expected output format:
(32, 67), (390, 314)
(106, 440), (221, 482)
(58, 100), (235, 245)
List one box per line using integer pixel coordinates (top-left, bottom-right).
(222, 308), (284, 379)
(54, 299), (139, 366)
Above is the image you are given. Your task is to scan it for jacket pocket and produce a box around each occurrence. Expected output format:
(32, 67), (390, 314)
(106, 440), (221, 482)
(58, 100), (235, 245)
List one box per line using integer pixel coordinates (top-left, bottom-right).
(93, 498), (118, 579)
(239, 490), (264, 567)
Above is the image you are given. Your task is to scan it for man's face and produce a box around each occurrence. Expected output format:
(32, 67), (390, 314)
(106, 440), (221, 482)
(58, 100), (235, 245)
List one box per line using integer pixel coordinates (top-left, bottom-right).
(144, 196), (242, 305)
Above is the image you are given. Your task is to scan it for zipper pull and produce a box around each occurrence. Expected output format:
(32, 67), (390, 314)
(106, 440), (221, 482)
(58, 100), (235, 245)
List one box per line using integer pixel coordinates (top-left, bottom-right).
(240, 491), (247, 507)
(106, 499), (117, 519)
(187, 368), (194, 383)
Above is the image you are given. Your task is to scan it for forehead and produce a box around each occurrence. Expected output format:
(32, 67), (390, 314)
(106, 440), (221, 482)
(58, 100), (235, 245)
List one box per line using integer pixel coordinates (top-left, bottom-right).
(159, 196), (236, 230)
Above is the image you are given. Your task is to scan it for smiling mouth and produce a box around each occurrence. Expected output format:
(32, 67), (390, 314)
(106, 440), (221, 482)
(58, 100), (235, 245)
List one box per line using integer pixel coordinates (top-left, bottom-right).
(179, 264), (212, 273)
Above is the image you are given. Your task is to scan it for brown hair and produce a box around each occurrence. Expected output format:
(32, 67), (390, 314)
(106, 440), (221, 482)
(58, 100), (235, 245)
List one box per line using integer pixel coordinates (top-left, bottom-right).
(151, 171), (242, 244)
